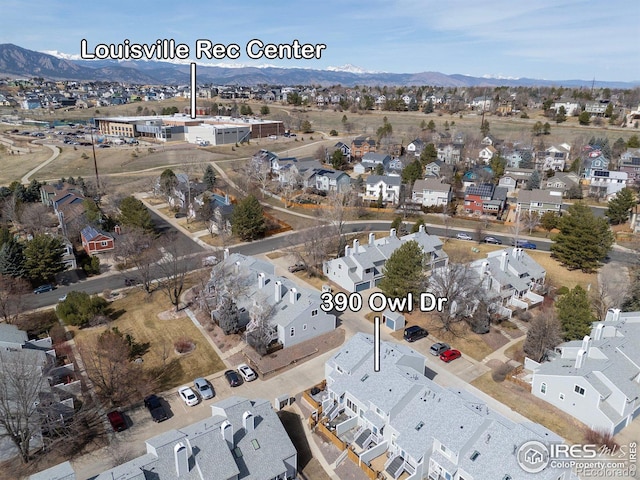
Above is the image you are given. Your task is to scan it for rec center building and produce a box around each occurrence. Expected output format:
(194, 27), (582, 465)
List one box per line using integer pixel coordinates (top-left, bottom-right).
(94, 114), (285, 145)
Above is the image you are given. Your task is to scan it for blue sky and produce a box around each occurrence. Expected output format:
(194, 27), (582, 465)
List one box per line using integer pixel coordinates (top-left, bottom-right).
(2, 0), (639, 82)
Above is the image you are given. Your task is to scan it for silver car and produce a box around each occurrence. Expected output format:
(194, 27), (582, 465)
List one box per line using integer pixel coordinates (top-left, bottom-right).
(455, 232), (473, 241)
(193, 377), (214, 400)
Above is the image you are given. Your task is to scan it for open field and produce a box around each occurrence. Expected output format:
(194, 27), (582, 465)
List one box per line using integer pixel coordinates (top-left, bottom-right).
(70, 288), (225, 391)
(0, 140), (52, 184)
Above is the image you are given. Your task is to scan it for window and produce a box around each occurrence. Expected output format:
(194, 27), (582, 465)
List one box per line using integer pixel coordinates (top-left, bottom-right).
(540, 383), (547, 395)
(559, 393), (565, 401)
(101, 241), (109, 247)
(574, 385), (585, 396)
(290, 327), (295, 337)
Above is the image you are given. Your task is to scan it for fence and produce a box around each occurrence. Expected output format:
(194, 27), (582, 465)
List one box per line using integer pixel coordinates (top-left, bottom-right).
(507, 365), (532, 392)
(316, 422), (347, 451)
(347, 447), (380, 480)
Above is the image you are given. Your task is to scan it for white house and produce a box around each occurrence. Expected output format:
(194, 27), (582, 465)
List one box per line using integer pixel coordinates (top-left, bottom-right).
(478, 145), (497, 163)
(528, 308), (640, 435)
(323, 227), (448, 292)
(411, 178), (452, 207)
(363, 175), (402, 205)
(319, 333), (576, 480)
(406, 138), (425, 157)
(587, 170), (629, 200)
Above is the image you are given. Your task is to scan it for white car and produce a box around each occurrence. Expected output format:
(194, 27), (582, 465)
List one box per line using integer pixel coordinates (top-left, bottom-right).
(178, 386), (199, 406)
(237, 363), (257, 382)
(455, 232), (473, 241)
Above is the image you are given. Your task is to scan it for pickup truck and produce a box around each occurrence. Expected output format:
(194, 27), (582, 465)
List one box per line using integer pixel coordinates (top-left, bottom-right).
(144, 395), (168, 422)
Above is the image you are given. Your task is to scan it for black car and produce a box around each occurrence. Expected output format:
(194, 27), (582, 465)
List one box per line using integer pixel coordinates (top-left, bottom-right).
(403, 325), (428, 342)
(33, 284), (54, 294)
(144, 395), (168, 422)
(483, 236), (503, 245)
(224, 369), (241, 387)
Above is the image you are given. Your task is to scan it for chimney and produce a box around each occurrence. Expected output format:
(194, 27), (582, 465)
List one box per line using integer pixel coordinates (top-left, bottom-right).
(221, 420), (233, 448)
(345, 245), (350, 257)
(419, 224), (426, 234)
(594, 323), (604, 341)
(575, 349), (586, 369)
(290, 287), (298, 304)
(369, 232), (375, 245)
(481, 261), (489, 276)
(353, 239), (359, 252)
(224, 193), (230, 205)
(275, 281), (283, 302)
(581, 335), (591, 356)
(174, 443), (189, 476)
(390, 228), (397, 237)
(500, 251), (508, 272)
(243, 411), (255, 433)
(223, 248), (229, 259)
(235, 261), (241, 273)
(258, 272), (265, 289)
(609, 308), (621, 322)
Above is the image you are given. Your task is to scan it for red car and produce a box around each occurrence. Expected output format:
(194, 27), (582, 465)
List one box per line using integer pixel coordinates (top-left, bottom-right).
(439, 349), (462, 363)
(107, 410), (127, 432)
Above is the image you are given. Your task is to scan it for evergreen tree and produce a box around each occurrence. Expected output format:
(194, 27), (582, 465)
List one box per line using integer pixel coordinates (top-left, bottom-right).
(0, 226), (12, 249)
(217, 295), (240, 334)
(627, 135), (640, 148)
(203, 165), (217, 190)
(231, 194), (266, 241)
(57, 291), (108, 327)
(374, 163), (385, 175)
(427, 120), (436, 132)
(411, 218), (426, 233)
(378, 240), (426, 309)
(25, 179), (42, 202)
(605, 187), (635, 224)
(423, 99), (434, 114)
(543, 122), (551, 135)
(490, 155), (506, 181)
(118, 196), (154, 232)
(390, 216), (403, 232)
(526, 170), (541, 190)
(480, 119), (490, 136)
(519, 151), (534, 169)
(23, 234), (65, 283)
(622, 268), (640, 312)
(419, 143), (438, 166)
(540, 211), (559, 234)
(556, 286), (596, 341)
(550, 203), (614, 272)
(0, 238), (26, 278)
(578, 111), (591, 125)
(555, 106), (567, 123)
(260, 105), (270, 115)
(159, 168), (177, 197)
(402, 160), (423, 184)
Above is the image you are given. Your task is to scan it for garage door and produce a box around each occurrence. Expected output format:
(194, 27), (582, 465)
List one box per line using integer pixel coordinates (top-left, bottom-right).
(355, 282), (369, 292)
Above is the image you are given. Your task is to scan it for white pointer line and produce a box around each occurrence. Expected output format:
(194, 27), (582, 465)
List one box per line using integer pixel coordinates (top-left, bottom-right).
(374, 316), (380, 372)
(190, 63), (196, 119)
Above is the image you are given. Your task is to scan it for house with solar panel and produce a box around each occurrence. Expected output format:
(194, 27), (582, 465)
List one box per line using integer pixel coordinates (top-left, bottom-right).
(322, 226), (448, 292)
(528, 308), (640, 436)
(317, 333), (576, 480)
(620, 148), (640, 182)
(463, 183), (508, 216)
(80, 226), (115, 255)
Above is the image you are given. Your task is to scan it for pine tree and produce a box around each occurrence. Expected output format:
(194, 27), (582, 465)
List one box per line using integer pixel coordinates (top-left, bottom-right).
(556, 286), (596, 340)
(427, 120), (436, 132)
(419, 143), (438, 166)
(118, 196), (154, 232)
(378, 240), (426, 309)
(0, 238), (26, 278)
(203, 165), (217, 190)
(390, 216), (403, 233)
(411, 218), (426, 233)
(550, 203), (614, 272)
(605, 188), (635, 224)
(526, 170), (541, 190)
(23, 234), (65, 283)
(217, 295), (240, 334)
(231, 194), (266, 241)
(402, 160), (423, 184)
(374, 163), (385, 175)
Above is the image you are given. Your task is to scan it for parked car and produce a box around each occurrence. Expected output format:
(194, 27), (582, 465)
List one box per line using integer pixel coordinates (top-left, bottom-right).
(403, 325), (428, 342)
(58, 294), (67, 302)
(178, 386), (199, 406)
(288, 263), (306, 273)
(455, 232), (473, 241)
(193, 377), (214, 400)
(33, 284), (54, 294)
(237, 363), (257, 382)
(514, 240), (537, 249)
(144, 394), (168, 422)
(440, 349), (462, 363)
(107, 410), (127, 432)
(224, 369), (241, 387)
(124, 278), (136, 286)
(429, 342), (451, 356)
(483, 236), (502, 245)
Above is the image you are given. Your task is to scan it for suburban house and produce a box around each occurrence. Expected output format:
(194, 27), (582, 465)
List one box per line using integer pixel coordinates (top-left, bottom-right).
(351, 137), (377, 158)
(192, 191), (234, 234)
(620, 147), (640, 182)
(364, 175), (402, 205)
(33, 396), (297, 480)
(208, 252), (336, 349)
(586, 170), (629, 200)
(537, 144), (571, 172)
(323, 227), (448, 292)
(353, 152), (391, 174)
(304, 169), (351, 193)
(411, 178), (452, 208)
(406, 138), (425, 157)
(469, 248), (546, 311)
(436, 143), (461, 164)
(251, 149), (279, 172)
(277, 158), (323, 186)
(502, 168), (534, 190)
(333, 141), (352, 161)
(528, 308), (640, 436)
(80, 226), (115, 255)
(461, 167), (493, 190)
(543, 172), (580, 197)
(497, 175), (518, 193)
(582, 151), (609, 178)
(551, 101), (580, 116)
(40, 182), (84, 207)
(463, 184), (507, 216)
(423, 160), (447, 179)
(480, 134), (499, 146)
(478, 145), (497, 163)
(316, 333), (575, 480)
(515, 189), (563, 214)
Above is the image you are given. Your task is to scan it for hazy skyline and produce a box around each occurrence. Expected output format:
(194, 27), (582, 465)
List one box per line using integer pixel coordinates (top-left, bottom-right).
(2, 0), (639, 82)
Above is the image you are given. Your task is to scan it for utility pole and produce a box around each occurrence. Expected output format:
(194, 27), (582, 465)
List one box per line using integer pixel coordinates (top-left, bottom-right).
(89, 122), (100, 198)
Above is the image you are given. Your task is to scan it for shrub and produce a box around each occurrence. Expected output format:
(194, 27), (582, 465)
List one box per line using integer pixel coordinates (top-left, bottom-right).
(57, 291), (108, 327)
(491, 363), (513, 382)
(555, 286), (570, 296)
(174, 337), (195, 354)
(329, 129), (338, 136)
(584, 428), (618, 451)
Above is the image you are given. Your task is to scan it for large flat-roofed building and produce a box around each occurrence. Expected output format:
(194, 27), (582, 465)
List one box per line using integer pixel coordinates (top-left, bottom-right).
(94, 114), (284, 144)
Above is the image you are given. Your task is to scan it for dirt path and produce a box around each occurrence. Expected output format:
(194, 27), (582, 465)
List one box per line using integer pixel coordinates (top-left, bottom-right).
(21, 143), (60, 183)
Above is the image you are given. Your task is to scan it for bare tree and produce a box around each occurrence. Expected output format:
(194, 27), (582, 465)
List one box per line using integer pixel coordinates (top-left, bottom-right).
(113, 228), (161, 293)
(245, 298), (277, 355)
(325, 189), (357, 257)
(523, 309), (563, 362)
(428, 262), (492, 333)
(0, 350), (50, 463)
(156, 237), (189, 311)
(246, 158), (272, 197)
(19, 203), (57, 236)
(1, 193), (22, 230)
(474, 222), (486, 244)
(285, 225), (337, 277)
(521, 211), (541, 235)
(0, 275), (30, 324)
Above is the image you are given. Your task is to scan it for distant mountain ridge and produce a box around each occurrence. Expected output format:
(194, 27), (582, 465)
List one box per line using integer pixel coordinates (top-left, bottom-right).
(0, 44), (637, 89)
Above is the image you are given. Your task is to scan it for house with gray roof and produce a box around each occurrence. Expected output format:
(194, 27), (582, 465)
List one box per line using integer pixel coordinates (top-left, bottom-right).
(304, 168), (351, 193)
(528, 308), (640, 436)
(543, 172), (580, 197)
(323, 227), (448, 292)
(516, 189), (563, 214)
(469, 247), (546, 310)
(320, 333), (575, 480)
(363, 175), (402, 205)
(411, 178), (452, 207)
(33, 397), (297, 480)
(353, 153), (391, 175)
(207, 252), (336, 349)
